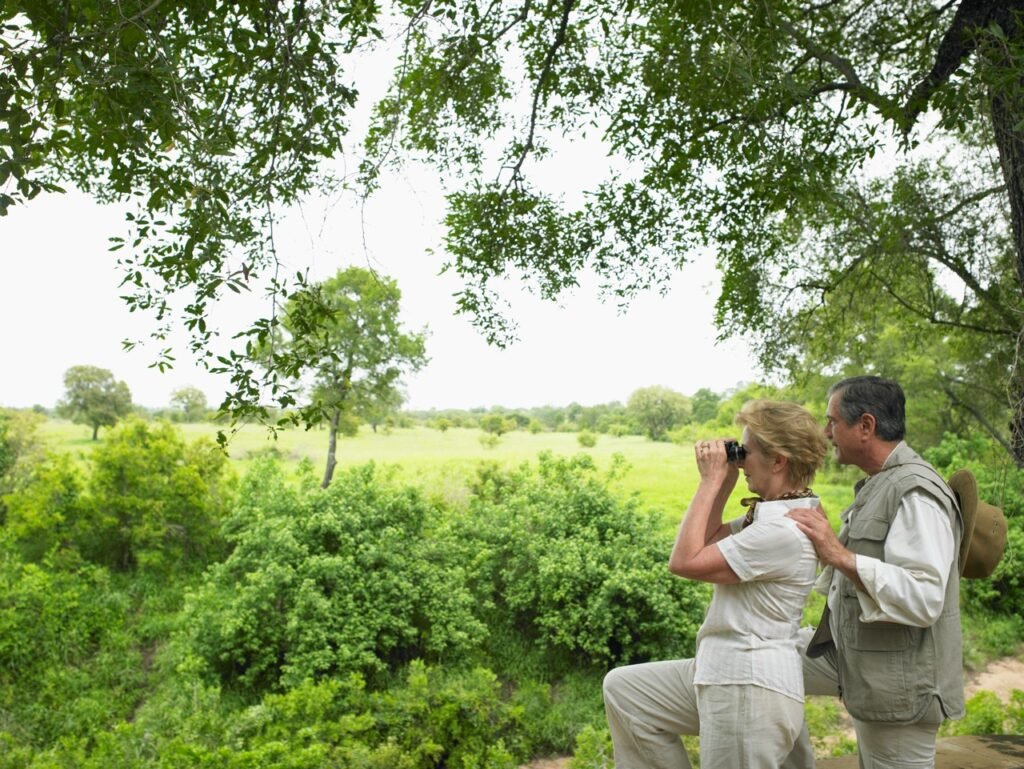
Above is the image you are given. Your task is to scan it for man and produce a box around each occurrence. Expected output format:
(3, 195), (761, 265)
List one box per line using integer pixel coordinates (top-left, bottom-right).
(785, 376), (964, 769)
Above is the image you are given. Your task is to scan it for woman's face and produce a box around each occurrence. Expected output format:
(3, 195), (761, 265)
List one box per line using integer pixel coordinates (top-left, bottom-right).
(737, 426), (777, 498)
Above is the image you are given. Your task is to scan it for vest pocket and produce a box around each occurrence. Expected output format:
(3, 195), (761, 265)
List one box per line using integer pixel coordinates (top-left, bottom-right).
(847, 618), (915, 651)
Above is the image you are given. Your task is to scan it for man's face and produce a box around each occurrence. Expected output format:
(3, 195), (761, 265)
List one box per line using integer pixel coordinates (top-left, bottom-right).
(824, 392), (858, 466)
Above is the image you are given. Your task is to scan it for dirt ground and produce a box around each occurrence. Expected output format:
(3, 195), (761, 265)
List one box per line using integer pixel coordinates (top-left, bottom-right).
(518, 656), (1024, 769)
(965, 656), (1024, 702)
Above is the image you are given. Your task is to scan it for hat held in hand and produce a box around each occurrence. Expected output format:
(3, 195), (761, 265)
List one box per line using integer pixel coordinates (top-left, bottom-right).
(948, 469), (1008, 579)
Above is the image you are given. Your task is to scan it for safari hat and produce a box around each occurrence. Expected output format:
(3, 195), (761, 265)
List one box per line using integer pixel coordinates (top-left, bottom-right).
(948, 468), (1007, 579)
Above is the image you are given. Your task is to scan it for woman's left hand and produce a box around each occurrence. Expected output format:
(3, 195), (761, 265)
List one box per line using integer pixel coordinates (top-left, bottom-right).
(694, 439), (736, 487)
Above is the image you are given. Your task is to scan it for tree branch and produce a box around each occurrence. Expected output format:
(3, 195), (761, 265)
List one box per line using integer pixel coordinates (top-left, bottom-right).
(770, 8), (903, 123)
(942, 380), (1016, 456)
(504, 0), (575, 187)
(901, 0), (1021, 131)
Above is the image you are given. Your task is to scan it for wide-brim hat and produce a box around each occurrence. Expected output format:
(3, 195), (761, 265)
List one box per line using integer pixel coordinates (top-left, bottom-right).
(948, 468), (1007, 579)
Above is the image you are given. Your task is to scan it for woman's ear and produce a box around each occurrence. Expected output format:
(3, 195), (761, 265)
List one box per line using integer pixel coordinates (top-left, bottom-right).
(772, 453), (789, 474)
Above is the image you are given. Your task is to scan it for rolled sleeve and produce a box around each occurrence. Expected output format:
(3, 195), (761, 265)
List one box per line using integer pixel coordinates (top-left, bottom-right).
(853, 491), (954, 627)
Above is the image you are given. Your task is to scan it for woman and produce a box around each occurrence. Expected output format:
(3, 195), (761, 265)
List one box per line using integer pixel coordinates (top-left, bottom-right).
(603, 399), (828, 769)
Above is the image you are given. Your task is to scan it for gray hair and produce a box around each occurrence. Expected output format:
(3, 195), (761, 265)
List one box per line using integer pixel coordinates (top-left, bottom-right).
(828, 376), (906, 442)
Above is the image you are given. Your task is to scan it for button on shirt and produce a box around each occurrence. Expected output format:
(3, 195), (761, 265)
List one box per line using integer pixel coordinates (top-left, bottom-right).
(694, 497), (819, 702)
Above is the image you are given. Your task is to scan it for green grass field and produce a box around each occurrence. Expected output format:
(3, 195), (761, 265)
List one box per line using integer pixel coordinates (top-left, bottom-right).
(38, 418), (856, 529)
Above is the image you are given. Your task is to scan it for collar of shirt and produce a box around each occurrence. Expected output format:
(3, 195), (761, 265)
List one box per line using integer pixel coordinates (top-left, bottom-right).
(754, 496), (819, 523)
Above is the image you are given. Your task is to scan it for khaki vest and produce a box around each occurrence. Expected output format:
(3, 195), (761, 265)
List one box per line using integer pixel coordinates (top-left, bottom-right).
(808, 443), (965, 723)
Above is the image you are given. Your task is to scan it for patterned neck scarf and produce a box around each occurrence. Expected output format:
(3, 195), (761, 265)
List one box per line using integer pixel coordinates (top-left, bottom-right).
(741, 487), (814, 529)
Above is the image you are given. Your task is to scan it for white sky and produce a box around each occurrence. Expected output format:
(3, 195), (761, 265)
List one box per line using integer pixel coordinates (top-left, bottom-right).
(2, 174), (757, 412)
(1, 34), (759, 413)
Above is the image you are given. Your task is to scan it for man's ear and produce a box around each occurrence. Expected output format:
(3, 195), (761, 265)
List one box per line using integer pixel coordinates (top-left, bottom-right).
(859, 412), (877, 438)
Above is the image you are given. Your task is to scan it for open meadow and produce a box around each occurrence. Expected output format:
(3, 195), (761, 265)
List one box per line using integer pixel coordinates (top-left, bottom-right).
(38, 418), (857, 529)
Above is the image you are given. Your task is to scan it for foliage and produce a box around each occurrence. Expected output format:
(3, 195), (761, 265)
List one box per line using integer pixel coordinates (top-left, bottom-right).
(5, 419), (233, 574)
(182, 459), (486, 691)
(479, 432), (501, 449)
(169, 386), (209, 422)
(0, 408), (45, 518)
(1, 0), (380, 424)
(509, 672), (607, 760)
(577, 429), (597, 448)
(940, 690), (1024, 737)
(85, 419), (233, 573)
(56, 365), (132, 440)
(2, 450), (90, 562)
(568, 724), (614, 769)
(627, 386), (691, 441)
(451, 452), (708, 675)
(690, 388), (722, 425)
(11, 0), (1024, 464)
(479, 414), (514, 436)
(273, 267), (428, 487)
(0, 550), (145, 749)
(365, 0), (1024, 461)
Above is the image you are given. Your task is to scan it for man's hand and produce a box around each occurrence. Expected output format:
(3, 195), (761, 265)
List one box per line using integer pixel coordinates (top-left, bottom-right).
(787, 505), (862, 589)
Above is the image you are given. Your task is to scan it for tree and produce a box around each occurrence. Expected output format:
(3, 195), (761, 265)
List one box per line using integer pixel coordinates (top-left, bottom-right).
(479, 413), (513, 436)
(169, 386), (209, 422)
(690, 388), (722, 425)
(627, 386), (690, 442)
(276, 267), (427, 488)
(2, 1), (373, 396)
(56, 365), (132, 440)
(14, 2), (1024, 460)
(364, 1), (1024, 462)
(353, 386), (404, 434)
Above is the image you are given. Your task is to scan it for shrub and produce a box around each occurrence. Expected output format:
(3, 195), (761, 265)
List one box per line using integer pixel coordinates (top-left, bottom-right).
(569, 724), (614, 769)
(577, 430), (597, 448)
(941, 690), (1014, 736)
(85, 419), (234, 573)
(3, 451), (90, 562)
(182, 459), (487, 691)
(0, 553), (142, 746)
(452, 452), (708, 675)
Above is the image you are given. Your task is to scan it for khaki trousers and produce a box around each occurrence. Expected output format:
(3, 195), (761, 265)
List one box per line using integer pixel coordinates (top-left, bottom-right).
(781, 626), (945, 769)
(603, 657), (804, 769)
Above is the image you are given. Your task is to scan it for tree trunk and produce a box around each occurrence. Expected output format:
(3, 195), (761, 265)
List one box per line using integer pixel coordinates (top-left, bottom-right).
(91, 423), (99, 441)
(989, 31), (1024, 467)
(321, 406), (340, 488)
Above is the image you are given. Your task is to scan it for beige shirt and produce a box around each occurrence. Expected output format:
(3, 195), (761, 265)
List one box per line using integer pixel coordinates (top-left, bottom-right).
(693, 497), (819, 702)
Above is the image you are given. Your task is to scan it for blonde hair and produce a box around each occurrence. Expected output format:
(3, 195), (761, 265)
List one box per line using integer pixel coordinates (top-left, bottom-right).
(735, 399), (827, 488)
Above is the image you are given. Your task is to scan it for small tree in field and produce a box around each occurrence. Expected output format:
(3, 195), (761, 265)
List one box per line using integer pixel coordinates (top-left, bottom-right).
(479, 414), (512, 436)
(627, 386), (691, 442)
(56, 365), (132, 440)
(277, 267), (427, 488)
(169, 386), (209, 422)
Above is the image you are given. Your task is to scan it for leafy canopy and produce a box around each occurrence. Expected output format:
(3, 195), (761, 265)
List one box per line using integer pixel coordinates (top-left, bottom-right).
(9, 1), (1024, 456)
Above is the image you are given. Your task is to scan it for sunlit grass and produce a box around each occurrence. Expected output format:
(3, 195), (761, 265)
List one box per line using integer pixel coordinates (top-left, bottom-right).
(38, 418), (856, 531)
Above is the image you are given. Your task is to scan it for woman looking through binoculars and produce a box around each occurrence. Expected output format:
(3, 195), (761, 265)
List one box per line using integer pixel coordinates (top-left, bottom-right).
(603, 399), (828, 769)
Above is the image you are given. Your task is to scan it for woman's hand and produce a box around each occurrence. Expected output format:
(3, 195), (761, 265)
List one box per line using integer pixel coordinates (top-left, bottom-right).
(693, 439), (738, 489)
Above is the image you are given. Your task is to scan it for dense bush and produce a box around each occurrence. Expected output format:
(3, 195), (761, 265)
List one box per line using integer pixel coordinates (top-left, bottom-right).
(3, 451), (90, 562)
(5, 662), (527, 769)
(3, 419), (234, 574)
(86, 419), (234, 572)
(0, 548), (143, 749)
(182, 459), (487, 691)
(940, 689), (1024, 737)
(450, 452), (708, 676)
